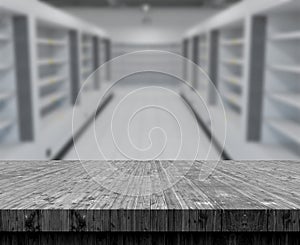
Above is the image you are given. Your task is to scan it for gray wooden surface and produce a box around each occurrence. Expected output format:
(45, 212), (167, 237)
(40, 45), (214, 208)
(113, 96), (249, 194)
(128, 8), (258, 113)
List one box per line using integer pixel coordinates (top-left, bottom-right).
(0, 160), (299, 232)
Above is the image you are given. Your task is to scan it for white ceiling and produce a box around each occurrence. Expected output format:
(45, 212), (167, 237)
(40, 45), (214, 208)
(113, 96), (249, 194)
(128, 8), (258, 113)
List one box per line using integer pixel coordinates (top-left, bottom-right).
(64, 7), (222, 43)
(42, 0), (240, 7)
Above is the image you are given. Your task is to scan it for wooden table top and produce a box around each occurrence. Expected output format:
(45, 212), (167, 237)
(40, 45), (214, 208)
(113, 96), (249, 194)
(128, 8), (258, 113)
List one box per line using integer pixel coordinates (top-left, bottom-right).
(0, 160), (299, 232)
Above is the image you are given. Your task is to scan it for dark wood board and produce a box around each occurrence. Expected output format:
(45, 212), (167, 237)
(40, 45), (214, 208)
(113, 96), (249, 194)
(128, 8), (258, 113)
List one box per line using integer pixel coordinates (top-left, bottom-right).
(0, 232), (300, 245)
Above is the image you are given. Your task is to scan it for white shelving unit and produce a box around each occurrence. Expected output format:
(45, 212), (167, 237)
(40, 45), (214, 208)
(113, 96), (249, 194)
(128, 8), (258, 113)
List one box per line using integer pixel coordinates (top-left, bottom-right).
(36, 22), (71, 122)
(0, 0), (110, 160)
(81, 33), (94, 90)
(0, 13), (18, 144)
(183, 0), (300, 159)
(218, 22), (245, 118)
(263, 10), (300, 155)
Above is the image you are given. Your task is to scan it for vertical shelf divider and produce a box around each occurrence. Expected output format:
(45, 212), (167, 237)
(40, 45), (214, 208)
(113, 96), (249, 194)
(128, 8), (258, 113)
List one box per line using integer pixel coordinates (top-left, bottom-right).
(104, 39), (111, 81)
(244, 15), (267, 141)
(13, 15), (34, 141)
(208, 30), (220, 105)
(187, 39), (194, 84)
(93, 36), (100, 90)
(69, 30), (80, 105)
(192, 35), (199, 89)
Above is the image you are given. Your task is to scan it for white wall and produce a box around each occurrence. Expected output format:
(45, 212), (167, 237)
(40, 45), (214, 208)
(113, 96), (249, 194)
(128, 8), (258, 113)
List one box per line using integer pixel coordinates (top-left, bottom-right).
(63, 7), (220, 44)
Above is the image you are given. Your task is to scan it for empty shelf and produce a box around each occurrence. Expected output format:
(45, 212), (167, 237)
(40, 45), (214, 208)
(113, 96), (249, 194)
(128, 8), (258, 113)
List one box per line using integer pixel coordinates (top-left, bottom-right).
(82, 56), (93, 62)
(220, 38), (244, 46)
(222, 91), (242, 108)
(37, 38), (67, 46)
(39, 76), (67, 88)
(268, 120), (300, 145)
(270, 31), (300, 41)
(0, 64), (12, 71)
(0, 92), (13, 103)
(269, 93), (300, 110)
(82, 43), (93, 49)
(0, 35), (10, 42)
(82, 68), (92, 75)
(222, 58), (244, 66)
(222, 75), (242, 87)
(270, 65), (300, 74)
(38, 58), (67, 66)
(0, 119), (13, 131)
(199, 43), (207, 49)
(40, 91), (67, 110)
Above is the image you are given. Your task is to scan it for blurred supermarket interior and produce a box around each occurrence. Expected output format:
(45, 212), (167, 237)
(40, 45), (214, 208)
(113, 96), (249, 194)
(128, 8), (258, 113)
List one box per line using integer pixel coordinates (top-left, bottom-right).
(0, 0), (299, 160)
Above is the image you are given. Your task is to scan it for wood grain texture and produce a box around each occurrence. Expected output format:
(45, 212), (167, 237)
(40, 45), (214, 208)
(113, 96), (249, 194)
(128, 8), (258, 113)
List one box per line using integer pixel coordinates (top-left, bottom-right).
(0, 160), (299, 232)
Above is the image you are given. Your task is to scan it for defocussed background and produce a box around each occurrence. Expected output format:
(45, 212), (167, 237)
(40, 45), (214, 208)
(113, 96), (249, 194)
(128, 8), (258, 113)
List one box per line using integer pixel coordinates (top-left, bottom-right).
(0, 0), (299, 161)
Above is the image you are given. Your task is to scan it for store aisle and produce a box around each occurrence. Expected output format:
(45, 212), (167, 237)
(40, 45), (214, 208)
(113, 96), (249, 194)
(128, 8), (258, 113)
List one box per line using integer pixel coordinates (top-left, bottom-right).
(64, 84), (220, 160)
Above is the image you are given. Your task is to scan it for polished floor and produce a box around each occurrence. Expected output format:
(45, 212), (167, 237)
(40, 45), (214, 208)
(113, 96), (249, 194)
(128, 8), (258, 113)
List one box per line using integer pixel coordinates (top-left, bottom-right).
(64, 85), (220, 160)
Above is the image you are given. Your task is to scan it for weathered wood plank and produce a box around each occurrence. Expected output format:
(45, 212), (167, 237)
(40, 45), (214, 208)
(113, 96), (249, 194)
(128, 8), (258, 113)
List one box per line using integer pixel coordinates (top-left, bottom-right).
(0, 160), (299, 233)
